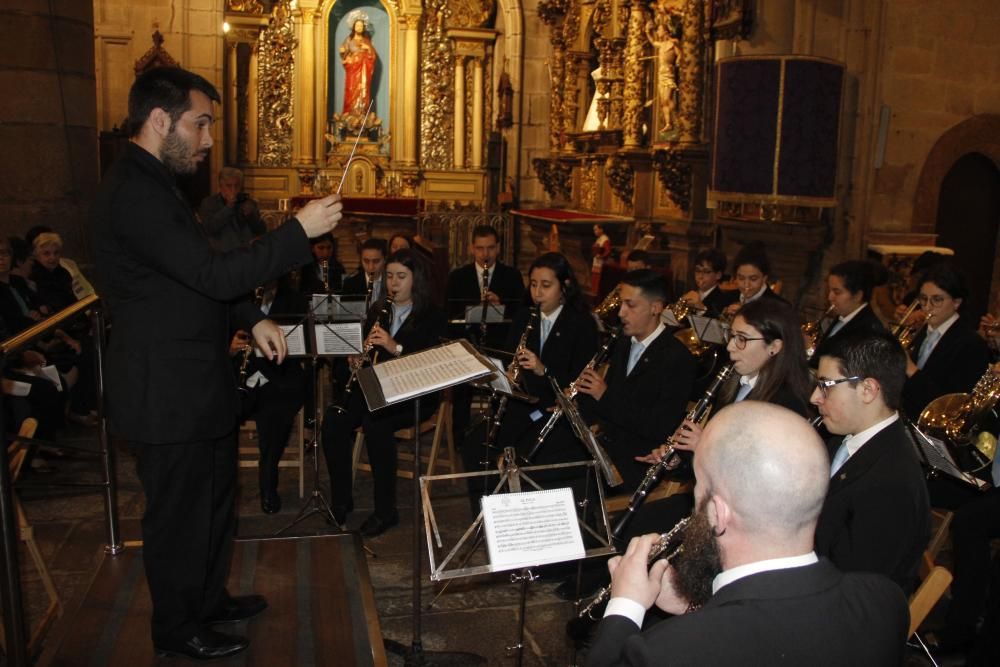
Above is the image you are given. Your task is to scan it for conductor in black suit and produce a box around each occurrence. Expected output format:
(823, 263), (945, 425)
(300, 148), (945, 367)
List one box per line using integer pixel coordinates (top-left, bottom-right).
(811, 331), (930, 593)
(92, 67), (343, 661)
(445, 225), (524, 444)
(586, 401), (909, 667)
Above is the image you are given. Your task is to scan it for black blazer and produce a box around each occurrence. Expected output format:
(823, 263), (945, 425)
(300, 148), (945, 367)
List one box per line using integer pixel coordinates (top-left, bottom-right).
(364, 300), (447, 362)
(902, 316), (991, 419)
(298, 259), (345, 295)
(92, 143), (312, 444)
(580, 329), (696, 489)
(812, 303), (888, 366)
(815, 418), (931, 593)
(444, 262), (524, 318)
(0, 276), (39, 334)
(341, 271), (384, 304)
(700, 286), (739, 318)
(586, 559), (909, 667)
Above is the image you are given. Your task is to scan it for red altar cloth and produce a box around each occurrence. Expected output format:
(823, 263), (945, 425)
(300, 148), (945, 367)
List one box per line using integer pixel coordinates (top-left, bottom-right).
(289, 196), (422, 217)
(510, 208), (632, 223)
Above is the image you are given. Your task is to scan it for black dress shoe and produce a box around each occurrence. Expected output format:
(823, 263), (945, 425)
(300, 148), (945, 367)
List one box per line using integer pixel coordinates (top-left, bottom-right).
(260, 491), (281, 514)
(205, 594), (269, 624)
(154, 628), (248, 660)
(359, 511), (399, 537)
(331, 502), (353, 526)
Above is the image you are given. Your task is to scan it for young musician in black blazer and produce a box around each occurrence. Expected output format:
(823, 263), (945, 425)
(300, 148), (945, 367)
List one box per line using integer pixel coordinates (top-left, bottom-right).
(445, 225), (524, 447)
(902, 264), (991, 419)
(811, 331), (930, 593)
(721, 241), (788, 321)
(298, 233), (345, 295)
(322, 249), (446, 537)
(811, 260), (888, 365)
(92, 68), (342, 660)
(574, 270), (696, 491)
(341, 237), (387, 304)
(462, 253), (599, 495)
(679, 248), (738, 318)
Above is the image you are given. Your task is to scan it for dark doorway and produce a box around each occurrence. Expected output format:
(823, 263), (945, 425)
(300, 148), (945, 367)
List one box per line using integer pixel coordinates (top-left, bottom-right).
(935, 152), (1000, 323)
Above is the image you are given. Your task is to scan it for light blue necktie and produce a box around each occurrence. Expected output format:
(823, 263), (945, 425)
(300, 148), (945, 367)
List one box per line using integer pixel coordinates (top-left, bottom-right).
(916, 329), (941, 369)
(830, 437), (852, 476)
(539, 318), (552, 355)
(827, 319), (845, 337)
(626, 341), (645, 375)
(735, 380), (753, 402)
(390, 304), (411, 337)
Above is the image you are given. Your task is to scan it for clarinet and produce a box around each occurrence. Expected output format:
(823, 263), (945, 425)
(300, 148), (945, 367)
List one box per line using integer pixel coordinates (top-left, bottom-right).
(611, 363), (735, 538)
(330, 294), (394, 414)
(487, 306), (539, 446)
(237, 286), (266, 392)
(478, 265), (490, 344)
(526, 326), (622, 462)
(364, 276), (375, 313)
(320, 259), (330, 293)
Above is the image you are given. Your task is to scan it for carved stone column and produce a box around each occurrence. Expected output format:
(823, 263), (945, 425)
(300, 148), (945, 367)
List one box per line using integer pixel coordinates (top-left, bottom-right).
(248, 44), (259, 163)
(453, 56), (466, 168)
(472, 57), (484, 168)
(562, 52), (587, 151)
(678, 0), (705, 146)
(296, 7), (316, 165)
(226, 41), (238, 165)
(402, 15), (420, 166)
(622, 1), (646, 148)
(549, 37), (566, 151)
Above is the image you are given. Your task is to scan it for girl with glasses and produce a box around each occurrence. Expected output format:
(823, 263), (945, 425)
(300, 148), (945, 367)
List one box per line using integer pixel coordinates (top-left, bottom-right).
(901, 264), (990, 420)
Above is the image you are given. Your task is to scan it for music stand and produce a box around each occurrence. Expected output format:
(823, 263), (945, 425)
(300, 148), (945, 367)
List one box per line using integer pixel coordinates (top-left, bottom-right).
(419, 449), (616, 666)
(275, 307), (366, 537)
(357, 340), (496, 666)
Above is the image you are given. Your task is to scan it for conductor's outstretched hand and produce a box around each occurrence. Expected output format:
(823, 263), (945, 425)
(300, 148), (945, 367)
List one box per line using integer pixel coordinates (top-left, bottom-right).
(296, 194), (343, 238)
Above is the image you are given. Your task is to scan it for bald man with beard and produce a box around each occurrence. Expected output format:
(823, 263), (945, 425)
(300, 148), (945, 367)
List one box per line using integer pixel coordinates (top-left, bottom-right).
(585, 402), (909, 667)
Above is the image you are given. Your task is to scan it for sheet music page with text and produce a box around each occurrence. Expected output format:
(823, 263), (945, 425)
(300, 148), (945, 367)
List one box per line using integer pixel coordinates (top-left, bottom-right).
(482, 488), (585, 572)
(373, 340), (492, 403)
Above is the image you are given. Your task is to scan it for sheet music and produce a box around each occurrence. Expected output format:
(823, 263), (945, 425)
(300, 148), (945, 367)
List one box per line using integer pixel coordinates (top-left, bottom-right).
(482, 488), (585, 572)
(372, 340), (493, 404)
(910, 425), (989, 489)
(689, 315), (728, 345)
(311, 294), (366, 320)
(314, 321), (364, 356)
(485, 356), (514, 394)
(278, 324), (308, 356)
(463, 304), (506, 323)
(660, 309), (682, 328)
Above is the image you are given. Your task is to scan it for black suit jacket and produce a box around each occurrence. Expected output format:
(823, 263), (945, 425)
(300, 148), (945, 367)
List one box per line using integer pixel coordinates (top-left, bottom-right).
(580, 328), (696, 489)
(700, 286), (739, 318)
(815, 418), (930, 592)
(586, 559), (909, 667)
(444, 262), (524, 317)
(812, 303), (888, 366)
(92, 143), (312, 444)
(902, 316), (991, 419)
(342, 271), (384, 304)
(298, 259), (345, 295)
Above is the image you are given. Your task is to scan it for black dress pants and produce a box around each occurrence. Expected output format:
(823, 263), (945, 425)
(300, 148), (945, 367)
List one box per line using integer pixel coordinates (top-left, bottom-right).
(132, 433), (237, 643)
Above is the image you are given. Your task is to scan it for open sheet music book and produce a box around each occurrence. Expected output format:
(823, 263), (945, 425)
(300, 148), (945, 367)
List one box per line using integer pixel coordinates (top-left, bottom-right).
(909, 423), (990, 490)
(357, 339), (494, 410)
(481, 488), (586, 572)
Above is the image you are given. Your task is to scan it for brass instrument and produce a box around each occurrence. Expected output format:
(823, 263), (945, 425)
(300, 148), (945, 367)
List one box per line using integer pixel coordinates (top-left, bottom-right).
(486, 306), (539, 446)
(237, 286), (266, 392)
(892, 298), (924, 350)
(803, 305), (837, 359)
(593, 284), (622, 323)
(669, 296), (693, 323)
(577, 517), (689, 620)
(331, 294), (394, 414)
(526, 326), (622, 461)
(611, 363), (735, 538)
(918, 366), (1000, 472)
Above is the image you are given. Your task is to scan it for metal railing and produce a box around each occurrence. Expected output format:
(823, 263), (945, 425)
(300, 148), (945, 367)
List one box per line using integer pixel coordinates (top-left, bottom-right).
(0, 294), (120, 666)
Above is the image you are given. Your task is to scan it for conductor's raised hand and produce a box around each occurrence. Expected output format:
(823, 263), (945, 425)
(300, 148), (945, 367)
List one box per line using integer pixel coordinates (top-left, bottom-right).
(296, 194), (343, 238)
(607, 533), (667, 610)
(251, 319), (287, 364)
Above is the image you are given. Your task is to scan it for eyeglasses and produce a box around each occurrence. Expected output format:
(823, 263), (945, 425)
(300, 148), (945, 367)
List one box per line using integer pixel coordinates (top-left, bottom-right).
(917, 294), (949, 307)
(723, 329), (766, 350)
(814, 376), (862, 398)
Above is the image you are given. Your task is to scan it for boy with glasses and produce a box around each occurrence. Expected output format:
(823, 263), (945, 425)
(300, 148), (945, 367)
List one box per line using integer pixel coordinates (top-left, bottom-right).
(811, 331), (930, 593)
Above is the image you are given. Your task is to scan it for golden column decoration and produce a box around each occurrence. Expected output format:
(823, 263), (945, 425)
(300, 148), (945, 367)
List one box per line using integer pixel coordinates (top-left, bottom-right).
(622, 0), (646, 148)
(295, 6), (316, 165)
(248, 43), (259, 163)
(561, 52), (586, 151)
(549, 36), (566, 151)
(402, 15), (421, 166)
(226, 41), (238, 164)
(453, 56), (466, 168)
(472, 57), (484, 168)
(678, 0), (705, 145)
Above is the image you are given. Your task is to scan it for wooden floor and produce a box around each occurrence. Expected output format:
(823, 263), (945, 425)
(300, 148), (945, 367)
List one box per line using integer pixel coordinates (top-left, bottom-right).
(39, 533), (387, 667)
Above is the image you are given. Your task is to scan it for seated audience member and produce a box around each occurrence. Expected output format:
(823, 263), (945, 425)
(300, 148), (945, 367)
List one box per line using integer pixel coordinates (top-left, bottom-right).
(321, 249), (446, 536)
(0, 237), (42, 333)
(811, 259), (888, 365)
(722, 241), (788, 320)
(445, 225), (524, 446)
(902, 264), (990, 419)
(342, 237), (388, 306)
(198, 167), (266, 251)
(811, 331), (930, 592)
(679, 248), (738, 318)
(585, 401), (909, 667)
(298, 233), (345, 295)
(30, 232), (78, 313)
(25, 225), (95, 300)
(230, 277), (307, 514)
(575, 270), (695, 490)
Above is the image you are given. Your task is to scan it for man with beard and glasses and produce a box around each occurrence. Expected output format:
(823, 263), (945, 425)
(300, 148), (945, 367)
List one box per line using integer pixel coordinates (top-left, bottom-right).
(92, 67), (343, 661)
(586, 401), (909, 667)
